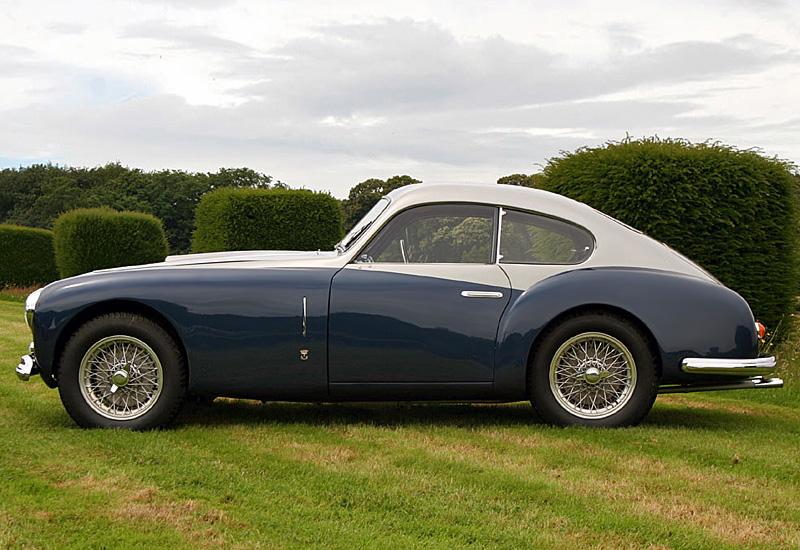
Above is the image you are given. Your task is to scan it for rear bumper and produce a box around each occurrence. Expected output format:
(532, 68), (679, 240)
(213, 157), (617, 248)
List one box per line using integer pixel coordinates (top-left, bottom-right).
(659, 376), (783, 394)
(659, 355), (782, 394)
(681, 356), (776, 376)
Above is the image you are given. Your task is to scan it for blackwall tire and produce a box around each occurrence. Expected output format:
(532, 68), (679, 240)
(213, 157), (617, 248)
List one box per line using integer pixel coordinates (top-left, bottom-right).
(58, 313), (186, 430)
(530, 312), (659, 427)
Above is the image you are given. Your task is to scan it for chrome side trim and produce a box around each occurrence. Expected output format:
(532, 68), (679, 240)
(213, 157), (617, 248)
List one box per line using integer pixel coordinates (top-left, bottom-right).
(302, 296), (307, 337)
(659, 376), (783, 394)
(681, 356), (776, 376)
(496, 207), (506, 263)
(461, 291), (504, 299)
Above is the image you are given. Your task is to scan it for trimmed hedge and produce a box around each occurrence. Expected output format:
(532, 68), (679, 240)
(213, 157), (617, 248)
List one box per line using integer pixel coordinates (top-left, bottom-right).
(0, 224), (59, 287)
(192, 188), (343, 252)
(54, 208), (169, 278)
(539, 137), (799, 328)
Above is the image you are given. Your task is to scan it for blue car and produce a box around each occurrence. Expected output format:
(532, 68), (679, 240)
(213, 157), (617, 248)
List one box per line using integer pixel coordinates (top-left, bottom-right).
(16, 183), (781, 429)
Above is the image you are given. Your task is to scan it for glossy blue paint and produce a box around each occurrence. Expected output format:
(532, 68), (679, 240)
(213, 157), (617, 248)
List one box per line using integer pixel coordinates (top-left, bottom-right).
(33, 267), (338, 399)
(29, 264), (759, 403)
(493, 267), (758, 400)
(328, 266), (510, 398)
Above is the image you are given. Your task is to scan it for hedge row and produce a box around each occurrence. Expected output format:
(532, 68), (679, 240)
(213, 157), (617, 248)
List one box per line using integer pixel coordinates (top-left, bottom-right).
(0, 224), (59, 287)
(539, 138), (799, 328)
(53, 208), (169, 278)
(192, 188), (342, 253)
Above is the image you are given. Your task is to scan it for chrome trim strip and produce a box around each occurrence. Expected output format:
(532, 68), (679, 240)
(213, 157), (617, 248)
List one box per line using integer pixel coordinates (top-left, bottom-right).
(659, 377), (783, 394)
(681, 356), (776, 376)
(496, 207), (506, 263)
(461, 290), (504, 299)
(302, 296), (307, 337)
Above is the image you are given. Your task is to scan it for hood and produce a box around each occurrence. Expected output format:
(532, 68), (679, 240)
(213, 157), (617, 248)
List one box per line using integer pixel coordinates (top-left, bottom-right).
(163, 249), (340, 266)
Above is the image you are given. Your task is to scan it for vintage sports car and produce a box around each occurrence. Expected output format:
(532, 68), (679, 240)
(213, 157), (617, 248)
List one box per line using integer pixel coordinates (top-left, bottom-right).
(16, 183), (782, 429)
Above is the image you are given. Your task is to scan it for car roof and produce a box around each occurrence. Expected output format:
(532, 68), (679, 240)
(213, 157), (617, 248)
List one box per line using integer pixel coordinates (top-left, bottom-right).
(385, 183), (606, 227)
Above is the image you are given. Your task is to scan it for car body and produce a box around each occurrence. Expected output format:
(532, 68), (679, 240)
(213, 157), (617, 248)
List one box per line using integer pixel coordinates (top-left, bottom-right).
(16, 183), (781, 428)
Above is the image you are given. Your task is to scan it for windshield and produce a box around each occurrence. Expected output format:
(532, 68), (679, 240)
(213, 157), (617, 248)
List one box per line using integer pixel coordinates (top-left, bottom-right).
(337, 197), (391, 253)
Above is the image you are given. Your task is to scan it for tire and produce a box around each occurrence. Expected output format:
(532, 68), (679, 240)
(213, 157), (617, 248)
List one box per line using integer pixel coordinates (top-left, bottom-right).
(529, 312), (659, 427)
(58, 313), (187, 430)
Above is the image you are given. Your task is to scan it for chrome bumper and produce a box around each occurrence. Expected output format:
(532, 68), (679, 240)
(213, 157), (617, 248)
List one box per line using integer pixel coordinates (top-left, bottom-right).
(681, 356), (776, 376)
(15, 342), (39, 381)
(659, 355), (783, 394)
(659, 376), (783, 394)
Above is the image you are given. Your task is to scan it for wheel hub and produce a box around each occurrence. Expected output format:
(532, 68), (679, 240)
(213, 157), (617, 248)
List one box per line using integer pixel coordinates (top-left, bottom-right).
(111, 369), (129, 387)
(583, 366), (602, 385)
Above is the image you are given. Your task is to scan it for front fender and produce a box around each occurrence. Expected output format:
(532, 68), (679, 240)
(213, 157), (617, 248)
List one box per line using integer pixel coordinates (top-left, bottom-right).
(493, 268), (758, 399)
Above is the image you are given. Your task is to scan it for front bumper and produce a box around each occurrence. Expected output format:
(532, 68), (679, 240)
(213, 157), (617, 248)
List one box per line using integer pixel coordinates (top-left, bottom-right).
(15, 342), (39, 381)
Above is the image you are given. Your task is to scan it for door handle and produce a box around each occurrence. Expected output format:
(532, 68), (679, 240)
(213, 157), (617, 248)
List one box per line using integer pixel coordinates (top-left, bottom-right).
(461, 291), (504, 299)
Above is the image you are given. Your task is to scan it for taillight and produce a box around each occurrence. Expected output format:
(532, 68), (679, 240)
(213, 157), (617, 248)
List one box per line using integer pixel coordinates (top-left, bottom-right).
(756, 322), (766, 340)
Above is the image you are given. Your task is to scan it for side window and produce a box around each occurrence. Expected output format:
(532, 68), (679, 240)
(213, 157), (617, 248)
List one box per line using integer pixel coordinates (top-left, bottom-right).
(500, 209), (593, 264)
(359, 204), (496, 264)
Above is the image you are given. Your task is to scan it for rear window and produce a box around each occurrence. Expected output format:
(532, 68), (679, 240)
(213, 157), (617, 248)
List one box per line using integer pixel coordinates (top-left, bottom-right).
(500, 209), (594, 264)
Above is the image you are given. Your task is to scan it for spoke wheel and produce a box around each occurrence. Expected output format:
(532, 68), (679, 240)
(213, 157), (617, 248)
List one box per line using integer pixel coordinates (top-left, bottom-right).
(530, 312), (659, 427)
(548, 332), (636, 420)
(58, 313), (186, 430)
(79, 335), (164, 421)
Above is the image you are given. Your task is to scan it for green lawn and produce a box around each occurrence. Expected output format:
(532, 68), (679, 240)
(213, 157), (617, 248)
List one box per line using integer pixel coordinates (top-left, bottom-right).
(1, 296), (799, 549)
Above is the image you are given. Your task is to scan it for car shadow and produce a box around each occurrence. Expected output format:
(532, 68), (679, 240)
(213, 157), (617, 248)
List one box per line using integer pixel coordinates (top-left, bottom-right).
(173, 397), (787, 432)
(176, 399), (544, 429)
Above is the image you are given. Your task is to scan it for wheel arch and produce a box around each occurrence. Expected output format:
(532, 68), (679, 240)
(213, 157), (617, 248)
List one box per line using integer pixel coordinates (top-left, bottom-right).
(523, 304), (662, 399)
(51, 300), (188, 384)
(493, 267), (757, 400)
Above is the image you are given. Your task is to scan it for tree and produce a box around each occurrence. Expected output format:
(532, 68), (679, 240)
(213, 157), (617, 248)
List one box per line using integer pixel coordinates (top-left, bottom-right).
(342, 175), (421, 231)
(538, 137), (799, 328)
(497, 173), (543, 187)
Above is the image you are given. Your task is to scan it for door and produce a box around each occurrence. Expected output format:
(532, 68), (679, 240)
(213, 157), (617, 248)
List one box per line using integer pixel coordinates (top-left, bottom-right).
(328, 204), (511, 399)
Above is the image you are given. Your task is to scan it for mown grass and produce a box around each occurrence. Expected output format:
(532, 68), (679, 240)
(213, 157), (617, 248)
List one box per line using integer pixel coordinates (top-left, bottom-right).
(1, 297), (799, 549)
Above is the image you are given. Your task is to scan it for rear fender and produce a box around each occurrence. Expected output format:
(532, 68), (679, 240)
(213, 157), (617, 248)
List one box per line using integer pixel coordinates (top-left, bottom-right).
(493, 268), (758, 399)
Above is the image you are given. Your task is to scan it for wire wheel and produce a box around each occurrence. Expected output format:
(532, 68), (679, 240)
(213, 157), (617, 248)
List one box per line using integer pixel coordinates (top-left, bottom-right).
(78, 335), (164, 420)
(548, 331), (637, 420)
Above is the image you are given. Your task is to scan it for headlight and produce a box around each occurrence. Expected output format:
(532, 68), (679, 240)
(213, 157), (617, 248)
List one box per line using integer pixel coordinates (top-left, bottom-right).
(24, 288), (43, 330)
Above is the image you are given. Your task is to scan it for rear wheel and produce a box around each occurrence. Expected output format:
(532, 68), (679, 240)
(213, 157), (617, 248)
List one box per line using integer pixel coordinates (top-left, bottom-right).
(58, 313), (186, 430)
(530, 313), (658, 427)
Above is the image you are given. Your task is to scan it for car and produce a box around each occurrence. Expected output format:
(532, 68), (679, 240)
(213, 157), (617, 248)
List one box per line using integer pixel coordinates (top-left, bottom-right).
(15, 183), (782, 429)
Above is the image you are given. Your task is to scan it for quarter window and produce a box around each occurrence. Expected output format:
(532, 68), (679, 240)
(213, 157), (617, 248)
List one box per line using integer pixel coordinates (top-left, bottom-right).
(500, 209), (593, 264)
(359, 204), (496, 264)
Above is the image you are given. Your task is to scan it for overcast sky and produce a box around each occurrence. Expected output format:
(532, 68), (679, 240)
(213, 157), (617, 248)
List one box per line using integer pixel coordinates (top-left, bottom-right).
(1, 0), (798, 197)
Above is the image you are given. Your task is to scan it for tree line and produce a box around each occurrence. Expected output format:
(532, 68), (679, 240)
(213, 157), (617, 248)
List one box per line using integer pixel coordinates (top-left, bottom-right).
(0, 164), (279, 253)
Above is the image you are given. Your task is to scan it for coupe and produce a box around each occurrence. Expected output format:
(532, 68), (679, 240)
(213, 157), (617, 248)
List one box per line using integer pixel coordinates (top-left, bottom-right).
(16, 183), (782, 428)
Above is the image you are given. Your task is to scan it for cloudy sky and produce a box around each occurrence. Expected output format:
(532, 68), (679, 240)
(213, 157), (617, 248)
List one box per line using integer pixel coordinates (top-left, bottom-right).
(1, 0), (798, 197)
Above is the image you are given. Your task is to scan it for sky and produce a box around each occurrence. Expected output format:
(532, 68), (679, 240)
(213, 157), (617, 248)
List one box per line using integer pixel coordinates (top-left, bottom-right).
(1, 0), (798, 198)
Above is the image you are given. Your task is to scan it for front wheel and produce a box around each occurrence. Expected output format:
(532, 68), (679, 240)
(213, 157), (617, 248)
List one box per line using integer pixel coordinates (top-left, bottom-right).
(530, 313), (659, 427)
(58, 313), (187, 430)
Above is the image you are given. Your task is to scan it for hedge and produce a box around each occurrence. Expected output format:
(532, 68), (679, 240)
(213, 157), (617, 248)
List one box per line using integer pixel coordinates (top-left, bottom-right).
(0, 224), (59, 287)
(53, 208), (169, 278)
(192, 188), (343, 253)
(539, 137), (799, 329)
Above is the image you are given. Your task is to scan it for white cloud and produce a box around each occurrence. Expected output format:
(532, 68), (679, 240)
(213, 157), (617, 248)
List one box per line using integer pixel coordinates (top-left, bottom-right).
(0, 0), (798, 197)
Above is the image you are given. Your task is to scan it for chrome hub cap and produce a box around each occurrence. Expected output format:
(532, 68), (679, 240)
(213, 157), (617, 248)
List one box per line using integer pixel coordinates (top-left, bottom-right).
(78, 335), (163, 420)
(582, 366), (603, 385)
(111, 370), (129, 387)
(549, 332), (637, 419)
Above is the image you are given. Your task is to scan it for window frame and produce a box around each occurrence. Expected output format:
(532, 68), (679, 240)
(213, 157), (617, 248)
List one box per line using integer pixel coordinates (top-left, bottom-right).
(497, 207), (595, 266)
(353, 203), (500, 265)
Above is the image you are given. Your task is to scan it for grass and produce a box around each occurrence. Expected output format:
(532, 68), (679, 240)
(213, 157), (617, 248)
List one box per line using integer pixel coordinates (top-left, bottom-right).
(1, 297), (799, 549)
